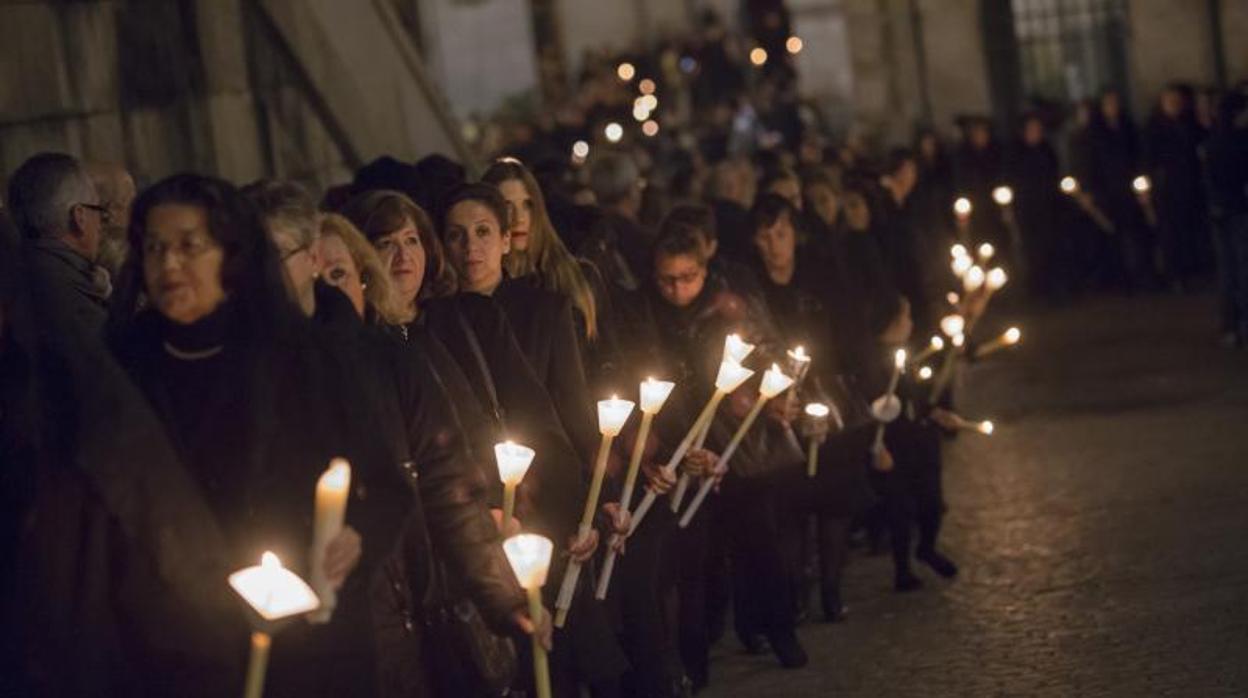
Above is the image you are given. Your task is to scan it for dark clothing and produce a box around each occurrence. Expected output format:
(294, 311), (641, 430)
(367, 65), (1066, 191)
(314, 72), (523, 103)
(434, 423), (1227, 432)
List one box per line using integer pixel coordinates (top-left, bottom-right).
(1145, 113), (1209, 283)
(711, 198), (754, 265)
(877, 196), (929, 331)
(22, 238), (109, 337)
(953, 142), (1008, 247)
(1088, 118), (1157, 291)
(1007, 140), (1065, 297)
(1204, 126), (1248, 337)
(491, 276), (599, 465)
(114, 304), (412, 698)
(4, 247), (237, 698)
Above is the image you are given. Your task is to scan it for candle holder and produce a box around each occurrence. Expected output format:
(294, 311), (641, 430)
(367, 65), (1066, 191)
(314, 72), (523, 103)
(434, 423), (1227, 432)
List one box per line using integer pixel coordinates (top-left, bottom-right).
(554, 397), (635, 627)
(803, 403), (830, 477)
(503, 534), (554, 698)
(597, 378), (674, 600)
(310, 458), (350, 624)
(495, 441), (536, 531)
(870, 349), (905, 456)
(229, 552), (321, 698)
(723, 333), (756, 364)
(679, 364), (794, 528)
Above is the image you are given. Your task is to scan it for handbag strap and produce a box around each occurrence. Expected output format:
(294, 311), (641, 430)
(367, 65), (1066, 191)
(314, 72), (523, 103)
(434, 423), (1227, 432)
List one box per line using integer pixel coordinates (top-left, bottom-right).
(454, 307), (506, 432)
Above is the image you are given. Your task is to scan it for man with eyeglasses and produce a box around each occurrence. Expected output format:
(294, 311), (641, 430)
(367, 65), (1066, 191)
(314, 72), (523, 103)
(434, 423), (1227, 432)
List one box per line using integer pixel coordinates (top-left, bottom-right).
(7, 152), (112, 336)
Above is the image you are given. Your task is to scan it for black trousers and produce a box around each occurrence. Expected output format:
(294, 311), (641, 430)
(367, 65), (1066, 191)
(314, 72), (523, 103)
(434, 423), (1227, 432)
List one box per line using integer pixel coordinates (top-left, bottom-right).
(872, 417), (946, 577)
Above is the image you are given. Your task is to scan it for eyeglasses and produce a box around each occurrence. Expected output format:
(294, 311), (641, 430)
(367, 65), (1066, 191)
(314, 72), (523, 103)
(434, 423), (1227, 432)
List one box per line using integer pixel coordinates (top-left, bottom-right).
(656, 269), (704, 288)
(142, 234), (218, 264)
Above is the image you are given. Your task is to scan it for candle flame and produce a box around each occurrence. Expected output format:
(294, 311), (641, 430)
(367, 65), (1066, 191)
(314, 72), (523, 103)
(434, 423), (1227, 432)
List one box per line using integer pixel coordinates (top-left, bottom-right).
(503, 534), (554, 590)
(638, 78), (656, 95)
(261, 551), (281, 569)
(952, 255), (974, 277)
(963, 266), (986, 292)
(978, 420), (995, 435)
(1060, 176), (1079, 194)
(616, 62), (635, 81)
(759, 364), (795, 398)
(940, 314), (965, 338)
(951, 243), (968, 259)
(978, 242), (995, 260)
(786, 35), (803, 54)
(1132, 175), (1151, 193)
(1004, 327), (1022, 344)
(788, 345), (810, 361)
(953, 197), (972, 216)
(749, 47), (768, 66)
(952, 333), (965, 348)
(229, 551), (320, 621)
(604, 123), (623, 143)
(642, 120), (660, 137)
(947, 291), (961, 306)
(930, 335), (944, 350)
(918, 366), (933, 380)
(321, 459), (351, 491)
(986, 267), (1008, 291)
(992, 186), (1014, 206)
(894, 348), (907, 369)
(572, 140), (590, 160)
(804, 402), (830, 418)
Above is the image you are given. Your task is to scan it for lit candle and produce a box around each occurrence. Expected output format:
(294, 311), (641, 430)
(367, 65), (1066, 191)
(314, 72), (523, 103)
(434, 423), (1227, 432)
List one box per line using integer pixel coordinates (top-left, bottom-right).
(229, 552), (321, 698)
(803, 403), (830, 477)
(638, 78), (656, 95)
(978, 242), (995, 262)
(950, 243), (968, 259)
(912, 335), (945, 363)
(947, 291), (961, 306)
(951, 254), (974, 278)
(785, 345), (812, 386)
(979, 420), (995, 435)
(953, 196), (973, 219)
(723, 333), (756, 364)
(940, 314), (966, 339)
(495, 441), (536, 531)
(1132, 175), (1151, 194)
(503, 534), (554, 698)
(992, 186), (1014, 206)
(974, 327), (1022, 359)
(986, 267), (1008, 292)
(918, 366), (933, 381)
(749, 47), (768, 66)
(786, 35), (803, 54)
(1060, 176), (1079, 194)
(597, 378), (674, 600)
(679, 365), (794, 527)
(663, 358), (754, 515)
(871, 349), (908, 454)
(616, 62), (635, 82)
(555, 396), (635, 627)
(962, 265), (986, 293)
(571, 140), (590, 162)
(604, 122), (623, 143)
(309, 458), (350, 624)
(947, 414), (995, 435)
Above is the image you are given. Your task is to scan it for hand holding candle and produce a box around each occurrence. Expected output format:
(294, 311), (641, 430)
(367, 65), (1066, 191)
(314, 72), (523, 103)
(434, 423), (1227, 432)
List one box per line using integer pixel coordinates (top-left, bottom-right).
(679, 364), (794, 528)
(495, 441), (536, 532)
(554, 396), (634, 628)
(596, 378), (673, 600)
(871, 349), (908, 455)
(666, 358), (754, 514)
(503, 534), (555, 698)
(309, 458), (350, 624)
(229, 552), (321, 698)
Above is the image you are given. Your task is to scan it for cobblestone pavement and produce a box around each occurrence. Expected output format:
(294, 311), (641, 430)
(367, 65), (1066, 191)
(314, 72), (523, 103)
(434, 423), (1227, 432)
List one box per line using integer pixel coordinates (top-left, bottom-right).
(702, 293), (1248, 697)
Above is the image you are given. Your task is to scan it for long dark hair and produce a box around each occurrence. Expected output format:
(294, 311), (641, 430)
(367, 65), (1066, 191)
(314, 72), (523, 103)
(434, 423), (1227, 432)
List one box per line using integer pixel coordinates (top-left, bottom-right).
(107, 173), (301, 352)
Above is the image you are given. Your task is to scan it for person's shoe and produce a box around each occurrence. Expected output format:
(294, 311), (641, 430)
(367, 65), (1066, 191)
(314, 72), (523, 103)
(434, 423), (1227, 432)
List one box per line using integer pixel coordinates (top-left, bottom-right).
(766, 631), (809, 669)
(741, 633), (769, 655)
(917, 549), (959, 578)
(895, 569), (923, 592)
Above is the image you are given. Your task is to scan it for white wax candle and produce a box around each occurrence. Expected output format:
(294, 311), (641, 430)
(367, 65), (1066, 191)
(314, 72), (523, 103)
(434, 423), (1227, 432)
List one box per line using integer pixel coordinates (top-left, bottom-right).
(309, 459), (350, 623)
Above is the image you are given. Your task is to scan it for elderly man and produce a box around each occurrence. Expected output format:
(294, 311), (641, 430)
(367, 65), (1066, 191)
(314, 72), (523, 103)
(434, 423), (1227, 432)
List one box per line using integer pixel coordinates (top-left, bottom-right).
(7, 152), (111, 335)
(85, 161), (137, 278)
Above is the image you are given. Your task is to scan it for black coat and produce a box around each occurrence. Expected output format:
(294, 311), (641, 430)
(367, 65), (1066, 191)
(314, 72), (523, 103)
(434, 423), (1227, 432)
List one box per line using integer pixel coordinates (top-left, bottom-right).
(22, 238), (110, 338)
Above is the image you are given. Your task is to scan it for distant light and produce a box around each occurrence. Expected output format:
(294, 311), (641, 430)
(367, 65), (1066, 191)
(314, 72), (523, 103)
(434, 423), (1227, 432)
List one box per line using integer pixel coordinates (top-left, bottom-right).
(954, 197), (972, 216)
(918, 366), (933, 381)
(639, 78), (656, 95)
(1060, 176), (1079, 194)
(978, 242), (995, 260)
(679, 56), (697, 74)
(986, 267), (1008, 291)
(1004, 327), (1022, 344)
(639, 94), (658, 112)
(786, 36), (803, 54)
(617, 62), (635, 81)
(946, 292), (960, 306)
(604, 122), (624, 143)
(572, 140), (590, 160)
(978, 420), (995, 435)
(633, 103), (651, 122)
(750, 47), (768, 66)
(642, 120), (660, 137)
(992, 186), (1014, 206)
(950, 244), (968, 259)
(1133, 175), (1151, 193)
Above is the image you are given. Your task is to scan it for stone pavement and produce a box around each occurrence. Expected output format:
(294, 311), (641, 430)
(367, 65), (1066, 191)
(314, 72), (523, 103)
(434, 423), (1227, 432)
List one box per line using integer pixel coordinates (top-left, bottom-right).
(702, 293), (1248, 697)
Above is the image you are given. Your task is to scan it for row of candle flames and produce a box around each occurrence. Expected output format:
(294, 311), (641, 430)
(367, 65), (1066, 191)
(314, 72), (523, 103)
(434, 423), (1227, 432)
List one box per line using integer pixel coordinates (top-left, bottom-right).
(229, 238), (1020, 698)
(955, 173), (1152, 218)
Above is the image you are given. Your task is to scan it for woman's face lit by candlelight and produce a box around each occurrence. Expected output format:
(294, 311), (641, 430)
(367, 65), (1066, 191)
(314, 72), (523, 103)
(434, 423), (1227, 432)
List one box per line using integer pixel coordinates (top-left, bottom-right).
(141, 203), (227, 325)
(373, 220), (425, 309)
(445, 200), (509, 293)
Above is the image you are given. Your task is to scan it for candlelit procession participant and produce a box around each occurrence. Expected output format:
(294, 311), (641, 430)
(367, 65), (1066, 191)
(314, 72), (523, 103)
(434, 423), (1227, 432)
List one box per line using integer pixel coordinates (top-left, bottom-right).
(106, 174), (413, 696)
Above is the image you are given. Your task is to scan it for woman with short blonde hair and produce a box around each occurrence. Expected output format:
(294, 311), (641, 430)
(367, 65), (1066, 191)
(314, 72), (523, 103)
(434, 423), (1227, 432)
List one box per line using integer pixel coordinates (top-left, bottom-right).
(318, 212), (406, 324)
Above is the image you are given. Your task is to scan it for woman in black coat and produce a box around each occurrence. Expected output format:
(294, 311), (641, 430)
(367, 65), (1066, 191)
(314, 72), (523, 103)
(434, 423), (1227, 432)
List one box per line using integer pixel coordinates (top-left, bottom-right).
(107, 174), (412, 697)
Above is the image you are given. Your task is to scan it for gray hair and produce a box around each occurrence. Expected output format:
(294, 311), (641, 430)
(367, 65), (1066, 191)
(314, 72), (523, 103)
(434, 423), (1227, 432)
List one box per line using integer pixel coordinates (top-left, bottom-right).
(240, 179), (321, 247)
(6, 152), (96, 239)
(589, 153), (640, 206)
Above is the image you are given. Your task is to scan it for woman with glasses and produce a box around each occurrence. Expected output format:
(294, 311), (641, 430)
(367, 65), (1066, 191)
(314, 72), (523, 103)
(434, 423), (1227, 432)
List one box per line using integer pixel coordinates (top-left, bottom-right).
(107, 174), (413, 697)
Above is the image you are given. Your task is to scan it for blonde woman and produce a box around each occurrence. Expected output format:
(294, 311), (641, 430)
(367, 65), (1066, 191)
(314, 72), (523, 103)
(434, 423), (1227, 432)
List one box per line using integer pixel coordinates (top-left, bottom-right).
(318, 212), (406, 324)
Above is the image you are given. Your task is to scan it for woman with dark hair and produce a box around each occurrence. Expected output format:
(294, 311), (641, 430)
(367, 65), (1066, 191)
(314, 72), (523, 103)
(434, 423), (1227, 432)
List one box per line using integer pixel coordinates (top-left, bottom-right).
(107, 174), (412, 697)
(440, 183), (600, 467)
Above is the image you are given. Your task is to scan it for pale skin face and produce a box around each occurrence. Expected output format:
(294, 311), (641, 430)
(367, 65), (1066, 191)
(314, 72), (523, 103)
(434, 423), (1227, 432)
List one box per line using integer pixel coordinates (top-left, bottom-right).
(319, 234), (365, 317)
(497, 179), (534, 252)
(373, 221), (425, 311)
(444, 200), (509, 294)
(269, 225), (320, 316)
(753, 211), (796, 284)
(141, 203), (227, 325)
(654, 252), (707, 308)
